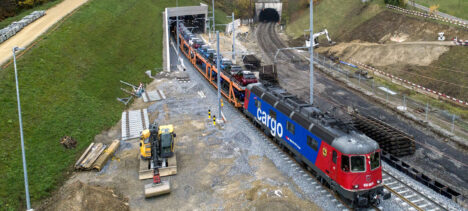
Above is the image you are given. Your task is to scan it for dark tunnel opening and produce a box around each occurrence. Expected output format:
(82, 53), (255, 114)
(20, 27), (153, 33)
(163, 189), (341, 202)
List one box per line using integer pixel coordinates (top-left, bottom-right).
(259, 8), (280, 22)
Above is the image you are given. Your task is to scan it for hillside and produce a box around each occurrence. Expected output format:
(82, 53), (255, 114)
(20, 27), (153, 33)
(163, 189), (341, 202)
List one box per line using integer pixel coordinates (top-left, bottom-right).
(284, 0), (385, 40)
(283, 0), (468, 110)
(0, 0), (228, 209)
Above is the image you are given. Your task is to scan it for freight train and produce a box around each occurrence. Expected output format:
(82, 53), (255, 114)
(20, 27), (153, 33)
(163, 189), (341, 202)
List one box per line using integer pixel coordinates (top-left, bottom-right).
(172, 22), (391, 207)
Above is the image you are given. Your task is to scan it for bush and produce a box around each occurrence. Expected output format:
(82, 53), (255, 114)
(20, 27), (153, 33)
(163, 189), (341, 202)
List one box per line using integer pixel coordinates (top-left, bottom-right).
(0, 0), (17, 21)
(0, 0), (55, 21)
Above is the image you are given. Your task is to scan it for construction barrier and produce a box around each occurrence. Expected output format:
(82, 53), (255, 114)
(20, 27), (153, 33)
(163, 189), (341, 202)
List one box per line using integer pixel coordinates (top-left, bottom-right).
(386, 4), (467, 29)
(350, 59), (468, 107)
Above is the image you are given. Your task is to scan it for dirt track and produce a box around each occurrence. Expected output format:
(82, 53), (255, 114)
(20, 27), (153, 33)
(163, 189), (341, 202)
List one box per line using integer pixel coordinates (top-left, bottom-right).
(316, 41), (452, 66)
(0, 0), (88, 66)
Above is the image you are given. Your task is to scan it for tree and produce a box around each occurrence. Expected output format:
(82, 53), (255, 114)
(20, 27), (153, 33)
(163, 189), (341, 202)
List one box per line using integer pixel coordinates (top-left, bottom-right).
(0, 0), (17, 21)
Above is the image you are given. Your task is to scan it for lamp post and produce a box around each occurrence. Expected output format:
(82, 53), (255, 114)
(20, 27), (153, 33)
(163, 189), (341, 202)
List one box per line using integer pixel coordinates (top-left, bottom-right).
(227, 12), (236, 61)
(216, 31), (222, 121)
(309, 0), (314, 104)
(176, 0), (180, 65)
(212, 0), (215, 37)
(13, 46), (32, 211)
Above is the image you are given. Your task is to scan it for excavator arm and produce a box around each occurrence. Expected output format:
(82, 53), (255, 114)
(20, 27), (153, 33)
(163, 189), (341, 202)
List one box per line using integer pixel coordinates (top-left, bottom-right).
(307, 29), (335, 48)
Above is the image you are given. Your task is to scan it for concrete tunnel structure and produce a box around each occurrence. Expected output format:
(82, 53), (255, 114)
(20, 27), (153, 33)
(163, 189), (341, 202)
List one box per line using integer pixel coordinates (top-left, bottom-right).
(164, 4), (208, 71)
(255, 0), (282, 22)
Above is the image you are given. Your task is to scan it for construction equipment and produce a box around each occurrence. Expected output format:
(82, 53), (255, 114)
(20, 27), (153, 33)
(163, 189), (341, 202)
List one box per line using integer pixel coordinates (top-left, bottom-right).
(438, 32), (445, 41)
(140, 123), (176, 197)
(120, 80), (145, 98)
(117, 81), (144, 105)
(305, 29), (335, 48)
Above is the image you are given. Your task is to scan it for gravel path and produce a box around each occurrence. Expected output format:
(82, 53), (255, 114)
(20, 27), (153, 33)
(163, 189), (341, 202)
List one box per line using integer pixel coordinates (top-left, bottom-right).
(0, 0), (88, 66)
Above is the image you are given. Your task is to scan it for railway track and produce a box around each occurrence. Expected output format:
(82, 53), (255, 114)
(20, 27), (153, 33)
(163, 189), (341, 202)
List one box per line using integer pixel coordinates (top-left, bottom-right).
(254, 22), (463, 211)
(173, 38), (354, 210)
(239, 111), (354, 211)
(382, 170), (448, 211)
(257, 22), (306, 64)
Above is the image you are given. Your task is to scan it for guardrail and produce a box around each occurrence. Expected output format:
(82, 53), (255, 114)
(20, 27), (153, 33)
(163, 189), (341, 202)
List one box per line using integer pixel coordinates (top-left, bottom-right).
(386, 4), (467, 29)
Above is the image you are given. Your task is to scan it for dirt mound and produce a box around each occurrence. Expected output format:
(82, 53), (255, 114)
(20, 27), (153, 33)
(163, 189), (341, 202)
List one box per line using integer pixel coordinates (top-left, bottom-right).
(317, 41), (450, 66)
(38, 181), (129, 211)
(341, 10), (468, 43)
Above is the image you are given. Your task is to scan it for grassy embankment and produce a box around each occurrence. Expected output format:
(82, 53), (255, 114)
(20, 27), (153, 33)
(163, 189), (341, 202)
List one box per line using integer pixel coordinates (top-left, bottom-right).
(0, 0), (64, 29)
(284, 0), (385, 40)
(0, 0), (228, 209)
(412, 0), (468, 20)
(284, 0), (468, 118)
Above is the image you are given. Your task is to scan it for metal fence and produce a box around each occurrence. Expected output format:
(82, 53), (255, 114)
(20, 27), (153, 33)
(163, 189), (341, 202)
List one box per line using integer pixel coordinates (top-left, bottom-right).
(309, 52), (468, 141)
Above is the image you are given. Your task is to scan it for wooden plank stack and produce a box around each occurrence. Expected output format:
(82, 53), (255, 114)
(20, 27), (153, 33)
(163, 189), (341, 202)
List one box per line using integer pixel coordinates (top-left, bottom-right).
(74, 143), (107, 170)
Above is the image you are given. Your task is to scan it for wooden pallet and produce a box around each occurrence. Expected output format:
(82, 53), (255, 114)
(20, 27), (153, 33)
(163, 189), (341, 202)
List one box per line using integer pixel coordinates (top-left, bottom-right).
(138, 153), (177, 180)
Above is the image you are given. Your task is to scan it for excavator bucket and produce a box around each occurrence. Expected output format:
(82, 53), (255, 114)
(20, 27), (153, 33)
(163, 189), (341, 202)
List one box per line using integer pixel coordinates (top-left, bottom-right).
(144, 181), (171, 198)
(144, 173), (171, 198)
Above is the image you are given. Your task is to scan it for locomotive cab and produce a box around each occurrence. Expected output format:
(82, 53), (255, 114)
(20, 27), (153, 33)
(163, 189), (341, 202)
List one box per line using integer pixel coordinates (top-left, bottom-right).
(331, 134), (391, 207)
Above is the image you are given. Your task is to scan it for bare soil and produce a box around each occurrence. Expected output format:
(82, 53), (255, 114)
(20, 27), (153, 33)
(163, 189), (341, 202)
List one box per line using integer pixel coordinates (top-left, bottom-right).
(37, 181), (129, 211)
(340, 10), (468, 43)
(316, 41), (451, 66)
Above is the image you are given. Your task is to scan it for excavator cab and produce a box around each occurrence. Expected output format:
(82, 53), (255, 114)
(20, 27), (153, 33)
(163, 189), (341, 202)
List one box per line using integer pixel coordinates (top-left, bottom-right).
(158, 125), (175, 158)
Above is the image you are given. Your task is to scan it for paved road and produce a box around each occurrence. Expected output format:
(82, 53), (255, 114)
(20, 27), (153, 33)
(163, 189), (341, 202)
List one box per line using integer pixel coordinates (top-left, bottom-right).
(256, 22), (468, 197)
(408, 1), (467, 24)
(0, 0), (88, 66)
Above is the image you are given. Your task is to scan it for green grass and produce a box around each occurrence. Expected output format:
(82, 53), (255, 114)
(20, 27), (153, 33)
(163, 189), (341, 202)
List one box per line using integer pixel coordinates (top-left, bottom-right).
(0, 0), (227, 209)
(411, 0), (468, 20)
(0, 0), (64, 29)
(200, 0), (232, 31)
(285, 0), (385, 39)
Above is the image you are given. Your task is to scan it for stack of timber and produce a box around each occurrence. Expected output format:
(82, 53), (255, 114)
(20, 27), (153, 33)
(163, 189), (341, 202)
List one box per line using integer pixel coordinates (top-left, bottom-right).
(93, 140), (120, 171)
(75, 140), (120, 171)
(352, 113), (416, 157)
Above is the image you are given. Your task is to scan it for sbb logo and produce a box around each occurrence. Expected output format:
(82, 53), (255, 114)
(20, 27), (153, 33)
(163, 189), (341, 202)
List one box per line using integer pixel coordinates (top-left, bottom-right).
(257, 108), (283, 137)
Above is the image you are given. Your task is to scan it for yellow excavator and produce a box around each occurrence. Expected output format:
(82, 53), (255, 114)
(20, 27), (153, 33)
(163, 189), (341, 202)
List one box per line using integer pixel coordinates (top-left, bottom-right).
(140, 124), (175, 159)
(139, 123), (176, 197)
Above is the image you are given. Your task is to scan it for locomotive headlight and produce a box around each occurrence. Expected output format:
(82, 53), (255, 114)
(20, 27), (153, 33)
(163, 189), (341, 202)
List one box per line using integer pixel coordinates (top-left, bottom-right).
(377, 180), (382, 184)
(353, 184), (359, 189)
